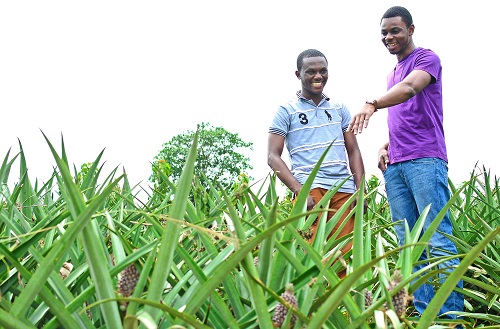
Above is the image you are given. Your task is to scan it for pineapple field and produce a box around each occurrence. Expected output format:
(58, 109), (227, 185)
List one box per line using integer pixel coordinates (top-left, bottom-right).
(0, 133), (499, 329)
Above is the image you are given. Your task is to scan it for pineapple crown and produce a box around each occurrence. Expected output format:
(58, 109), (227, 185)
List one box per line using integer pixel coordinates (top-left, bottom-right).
(392, 269), (403, 283)
(284, 283), (294, 293)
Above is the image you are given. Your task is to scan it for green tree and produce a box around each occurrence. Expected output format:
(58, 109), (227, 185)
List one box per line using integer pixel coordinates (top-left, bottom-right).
(75, 162), (122, 209)
(151, 122), (254, 190)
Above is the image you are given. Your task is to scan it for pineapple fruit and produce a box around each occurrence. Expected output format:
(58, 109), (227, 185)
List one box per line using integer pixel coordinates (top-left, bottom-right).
(387, 269), (409, 317)
(272, 283), (298, 327)
(118, 263), (140, 298)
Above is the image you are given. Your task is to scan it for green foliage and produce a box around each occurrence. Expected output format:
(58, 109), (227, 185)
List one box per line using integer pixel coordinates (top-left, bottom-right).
(75, 161), (123, 209)
(0, 135), (499, 329)
(151, 122), (254, 190)
(76, 162), (92, 184)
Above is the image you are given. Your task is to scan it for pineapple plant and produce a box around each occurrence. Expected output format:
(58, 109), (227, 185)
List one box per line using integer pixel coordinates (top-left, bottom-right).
(1, 135), (499, 328)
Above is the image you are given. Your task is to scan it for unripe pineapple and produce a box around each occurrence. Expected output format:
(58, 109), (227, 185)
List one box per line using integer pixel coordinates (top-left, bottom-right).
(364, 289), (373, 308)
(118, 264), (140, 297)
(297, 228), (313, 240)
(272, 283), (298, 327)
(387, 270), (408, 317)
(253, 256), (259, 266)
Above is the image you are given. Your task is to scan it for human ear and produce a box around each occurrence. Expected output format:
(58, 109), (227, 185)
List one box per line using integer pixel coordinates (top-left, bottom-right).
(408, 24), (415, 36)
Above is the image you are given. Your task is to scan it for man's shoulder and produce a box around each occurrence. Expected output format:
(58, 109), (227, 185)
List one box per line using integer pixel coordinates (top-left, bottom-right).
(414, 47), (440, 61)
(277, 97), (308, 112)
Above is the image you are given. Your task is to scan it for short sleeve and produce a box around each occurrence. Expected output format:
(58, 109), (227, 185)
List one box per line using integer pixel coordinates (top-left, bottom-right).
(415, 49), (441, 82)
(340, 103), (352, 132)
(268, 106), (289, 137)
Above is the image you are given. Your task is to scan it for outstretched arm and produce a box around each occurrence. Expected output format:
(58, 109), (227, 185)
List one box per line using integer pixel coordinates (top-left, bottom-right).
(348, 69), (433, 135)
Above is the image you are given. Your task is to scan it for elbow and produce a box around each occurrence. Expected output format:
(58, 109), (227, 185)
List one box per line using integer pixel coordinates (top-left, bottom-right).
(406, 87), (418, 99)
(267, 153), (275, 169)
(268, 153), (282, 173)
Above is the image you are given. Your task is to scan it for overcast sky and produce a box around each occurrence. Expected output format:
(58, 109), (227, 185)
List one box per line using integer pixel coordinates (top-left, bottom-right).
(1, 1), (498, 197)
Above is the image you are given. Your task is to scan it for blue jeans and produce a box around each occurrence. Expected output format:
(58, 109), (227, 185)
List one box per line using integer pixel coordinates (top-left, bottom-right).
(383, 158), (464, 319)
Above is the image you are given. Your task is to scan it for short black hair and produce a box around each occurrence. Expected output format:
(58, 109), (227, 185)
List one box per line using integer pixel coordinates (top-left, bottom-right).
(381, 6), (413, 27)
(296, 49), (328, 72)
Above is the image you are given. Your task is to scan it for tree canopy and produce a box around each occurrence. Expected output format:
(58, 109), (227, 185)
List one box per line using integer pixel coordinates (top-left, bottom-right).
(151, 122), (254, 190)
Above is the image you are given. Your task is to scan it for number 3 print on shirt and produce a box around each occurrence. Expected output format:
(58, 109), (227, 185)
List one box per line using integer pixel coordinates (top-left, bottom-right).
(299, 113), (308, 125)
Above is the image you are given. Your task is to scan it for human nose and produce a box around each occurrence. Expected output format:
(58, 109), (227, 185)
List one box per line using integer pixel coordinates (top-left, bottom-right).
(385, 32), (395, 41)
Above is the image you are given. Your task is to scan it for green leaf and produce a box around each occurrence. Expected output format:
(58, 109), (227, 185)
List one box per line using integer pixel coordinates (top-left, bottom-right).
(144, 130), (199, 320)
(417, 226), (500, 329)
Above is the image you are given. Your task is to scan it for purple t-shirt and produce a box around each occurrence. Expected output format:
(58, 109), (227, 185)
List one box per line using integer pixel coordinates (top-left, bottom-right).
(387, 47), (447, 164)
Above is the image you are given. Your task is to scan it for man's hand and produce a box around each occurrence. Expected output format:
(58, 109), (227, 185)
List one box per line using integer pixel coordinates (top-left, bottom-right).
(347, 103), (377, 135)
(306, 195), (316, 211)
(378, 143), (390, 172)
(350, 194), (368, 213)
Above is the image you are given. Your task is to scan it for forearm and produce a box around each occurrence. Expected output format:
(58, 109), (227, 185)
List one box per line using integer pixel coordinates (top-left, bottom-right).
(349, 70), (432, 135)
(349, 153), (365, 190)
(371, 70), (432, 110)
(267, 155), (303, 195)
(344, 132), (365, 189)
(371, 83), (417, 110)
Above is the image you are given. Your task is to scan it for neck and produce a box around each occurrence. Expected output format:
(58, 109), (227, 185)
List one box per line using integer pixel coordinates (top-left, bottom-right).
(311, 96), (321, 105)
(397, 43), (416, 61)
(302, 91), (322, 105)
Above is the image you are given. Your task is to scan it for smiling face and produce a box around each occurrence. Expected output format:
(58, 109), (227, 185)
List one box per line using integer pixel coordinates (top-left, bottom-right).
(380, 16), (415, 60)
(296, 56), (328, 104)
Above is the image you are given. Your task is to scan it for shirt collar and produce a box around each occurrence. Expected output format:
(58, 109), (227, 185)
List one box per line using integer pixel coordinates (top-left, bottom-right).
(296, 90), (330, 101)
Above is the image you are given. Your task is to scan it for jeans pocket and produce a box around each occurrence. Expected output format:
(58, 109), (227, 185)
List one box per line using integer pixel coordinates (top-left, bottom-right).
(382, 164), (394, 179)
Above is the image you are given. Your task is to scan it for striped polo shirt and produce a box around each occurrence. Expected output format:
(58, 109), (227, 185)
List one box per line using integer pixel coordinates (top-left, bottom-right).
(269, 92), (355, 193)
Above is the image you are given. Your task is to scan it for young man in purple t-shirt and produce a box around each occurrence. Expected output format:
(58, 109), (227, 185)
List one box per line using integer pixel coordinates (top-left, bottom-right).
(347, 6), (464, 323)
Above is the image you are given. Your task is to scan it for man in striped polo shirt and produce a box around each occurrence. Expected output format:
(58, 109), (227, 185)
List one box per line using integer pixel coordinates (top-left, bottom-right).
(267, 49), (365, 277)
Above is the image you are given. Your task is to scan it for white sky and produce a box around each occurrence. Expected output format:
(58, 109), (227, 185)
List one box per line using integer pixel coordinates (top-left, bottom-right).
(1, 1), (498, 197)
